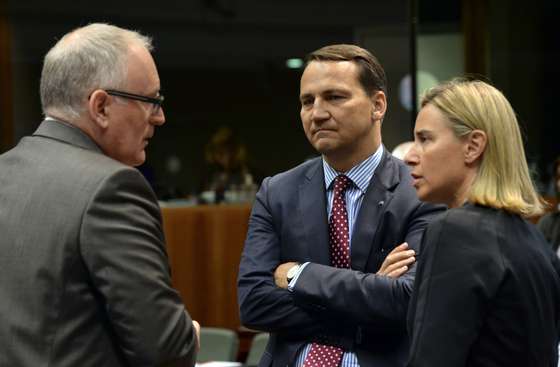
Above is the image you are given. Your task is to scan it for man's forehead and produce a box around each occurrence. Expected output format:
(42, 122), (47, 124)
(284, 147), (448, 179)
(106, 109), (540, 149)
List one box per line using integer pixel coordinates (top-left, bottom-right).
(125, 45), (160, 92)
(300, 60), (360, 92)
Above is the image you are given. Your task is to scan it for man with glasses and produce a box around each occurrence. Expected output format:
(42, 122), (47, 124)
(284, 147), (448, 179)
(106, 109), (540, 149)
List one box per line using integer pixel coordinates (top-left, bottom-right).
(0, 23), (199, 367)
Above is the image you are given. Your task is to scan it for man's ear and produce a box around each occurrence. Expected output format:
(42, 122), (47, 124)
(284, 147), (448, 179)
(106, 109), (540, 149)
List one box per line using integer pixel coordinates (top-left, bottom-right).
(370, 90), (387, 122)
(88, 90), (110, 129)
(465, 129), (487, 164)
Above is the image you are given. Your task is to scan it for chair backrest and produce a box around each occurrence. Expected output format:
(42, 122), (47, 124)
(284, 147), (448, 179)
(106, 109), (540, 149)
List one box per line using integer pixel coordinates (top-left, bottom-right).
(244, 333), (269, 367)
(197, 327), (239, 362)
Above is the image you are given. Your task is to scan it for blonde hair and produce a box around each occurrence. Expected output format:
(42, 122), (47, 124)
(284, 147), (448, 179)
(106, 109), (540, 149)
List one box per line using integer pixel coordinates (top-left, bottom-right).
(422, 78), (543, 217)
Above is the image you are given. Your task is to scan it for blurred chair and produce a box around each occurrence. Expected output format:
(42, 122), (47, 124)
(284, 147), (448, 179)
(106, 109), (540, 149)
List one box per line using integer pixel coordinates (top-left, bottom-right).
(197, 327), (239, 362)
(244, 333), (269, 367)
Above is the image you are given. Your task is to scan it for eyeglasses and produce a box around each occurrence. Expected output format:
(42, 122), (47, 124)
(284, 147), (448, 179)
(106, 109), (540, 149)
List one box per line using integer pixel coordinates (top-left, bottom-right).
(105, 89), (164, 115)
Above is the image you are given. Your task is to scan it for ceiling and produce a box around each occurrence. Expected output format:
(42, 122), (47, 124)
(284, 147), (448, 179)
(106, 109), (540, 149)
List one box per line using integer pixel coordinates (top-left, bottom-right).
(5, 0), (412, 68)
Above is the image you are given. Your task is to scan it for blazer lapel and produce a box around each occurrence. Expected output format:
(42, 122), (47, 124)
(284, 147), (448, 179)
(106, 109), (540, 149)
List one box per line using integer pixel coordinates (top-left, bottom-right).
(351, 149), (399, 271)
(299, 159), (331, 265)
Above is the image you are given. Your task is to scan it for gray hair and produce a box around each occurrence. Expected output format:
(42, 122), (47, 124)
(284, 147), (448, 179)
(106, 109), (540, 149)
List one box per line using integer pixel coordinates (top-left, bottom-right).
(40, 23), (153, 120)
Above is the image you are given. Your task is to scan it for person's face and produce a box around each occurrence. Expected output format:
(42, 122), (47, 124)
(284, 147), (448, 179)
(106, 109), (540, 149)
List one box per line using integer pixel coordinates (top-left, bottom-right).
(404, 104), (472, 207)
(299, 61), (385, 167)
(101, 45), (165, 166)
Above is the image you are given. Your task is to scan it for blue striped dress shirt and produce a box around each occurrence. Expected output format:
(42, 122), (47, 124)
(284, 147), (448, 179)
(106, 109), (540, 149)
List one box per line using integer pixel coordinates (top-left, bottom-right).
(290, 144), (384, 367)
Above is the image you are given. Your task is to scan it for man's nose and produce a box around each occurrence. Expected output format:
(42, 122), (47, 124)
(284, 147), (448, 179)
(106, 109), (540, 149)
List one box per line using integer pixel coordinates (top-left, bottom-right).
(311, 100), (330, 122)
(151, 107), (165, 126)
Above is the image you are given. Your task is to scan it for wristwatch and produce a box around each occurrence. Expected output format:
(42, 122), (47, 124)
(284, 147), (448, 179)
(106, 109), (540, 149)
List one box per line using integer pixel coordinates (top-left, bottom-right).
(286, 263), (301, 284)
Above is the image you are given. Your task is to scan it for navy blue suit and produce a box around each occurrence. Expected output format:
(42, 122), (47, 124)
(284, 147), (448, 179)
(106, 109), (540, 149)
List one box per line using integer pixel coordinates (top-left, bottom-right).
(238, 149), (443, 367)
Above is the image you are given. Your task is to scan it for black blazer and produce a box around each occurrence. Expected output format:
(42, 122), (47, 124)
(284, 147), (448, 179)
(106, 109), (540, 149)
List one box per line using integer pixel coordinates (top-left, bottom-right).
(408, 203), (560, 367)
(237, 149), (443, 367)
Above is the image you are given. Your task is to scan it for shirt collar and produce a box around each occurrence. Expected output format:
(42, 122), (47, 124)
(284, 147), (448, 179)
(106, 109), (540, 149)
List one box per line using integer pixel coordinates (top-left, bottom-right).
(323, 144), (384, 193)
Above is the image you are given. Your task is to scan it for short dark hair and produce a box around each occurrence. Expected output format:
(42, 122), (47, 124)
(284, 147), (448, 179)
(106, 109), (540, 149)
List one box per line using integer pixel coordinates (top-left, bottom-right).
(304, 44), (387, 96)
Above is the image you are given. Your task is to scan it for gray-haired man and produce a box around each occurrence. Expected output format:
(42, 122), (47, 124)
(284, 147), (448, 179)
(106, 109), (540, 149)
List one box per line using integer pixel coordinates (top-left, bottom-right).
(0, 23), (199, 367)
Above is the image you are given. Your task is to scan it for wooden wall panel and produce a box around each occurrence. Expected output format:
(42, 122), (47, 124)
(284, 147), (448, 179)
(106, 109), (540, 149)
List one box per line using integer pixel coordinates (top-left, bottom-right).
(161, 204), (251, 330)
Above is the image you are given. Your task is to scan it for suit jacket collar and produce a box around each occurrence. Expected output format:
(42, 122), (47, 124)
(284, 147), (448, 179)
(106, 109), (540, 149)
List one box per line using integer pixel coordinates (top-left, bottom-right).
(33, 119), (103, 154)
(299, 147), (401, 270)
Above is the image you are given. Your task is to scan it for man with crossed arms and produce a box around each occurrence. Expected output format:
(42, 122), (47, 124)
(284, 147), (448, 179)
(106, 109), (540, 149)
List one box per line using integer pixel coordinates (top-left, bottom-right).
(238, 44), (442, 367)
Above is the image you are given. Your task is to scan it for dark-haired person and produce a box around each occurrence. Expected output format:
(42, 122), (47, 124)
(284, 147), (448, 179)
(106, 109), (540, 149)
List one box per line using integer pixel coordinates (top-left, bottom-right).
(237, 44), (442, 367)
(405, 79), (560, 366)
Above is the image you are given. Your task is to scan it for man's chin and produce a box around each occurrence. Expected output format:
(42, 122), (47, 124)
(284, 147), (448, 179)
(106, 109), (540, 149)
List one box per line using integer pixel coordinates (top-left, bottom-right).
(312, 141), (336, 155)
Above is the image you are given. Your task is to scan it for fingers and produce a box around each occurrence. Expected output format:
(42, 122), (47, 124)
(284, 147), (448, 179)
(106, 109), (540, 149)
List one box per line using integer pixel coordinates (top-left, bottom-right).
(274, 262), (298, 289)
(386, 248), (415, 264)
(389, 242), (410, 253)
(383, 256), (416, 278)
(387, 265), (410, 278)
(377, 242), (416, 276)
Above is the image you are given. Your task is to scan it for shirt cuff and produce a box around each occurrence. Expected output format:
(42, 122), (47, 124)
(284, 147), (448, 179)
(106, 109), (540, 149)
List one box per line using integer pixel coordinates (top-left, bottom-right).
(287, 262), (310, 292)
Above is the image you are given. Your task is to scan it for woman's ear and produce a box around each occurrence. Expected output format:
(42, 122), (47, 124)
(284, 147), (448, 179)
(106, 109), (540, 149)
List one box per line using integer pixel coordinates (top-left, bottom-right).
(88, 90), (110, 129)
(465, 129), (487, 164)
(370, 90), (387, 122)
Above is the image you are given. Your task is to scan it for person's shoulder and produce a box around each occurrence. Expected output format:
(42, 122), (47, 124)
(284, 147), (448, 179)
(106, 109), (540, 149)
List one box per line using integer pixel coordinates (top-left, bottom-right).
(265, 156), (322, 187)
(429, 204), (492, 238)
(46, 140), (148, 197)
(376, 151), (416, 192)
(67, 147), (139, 184)
(422, 205), (502, 263)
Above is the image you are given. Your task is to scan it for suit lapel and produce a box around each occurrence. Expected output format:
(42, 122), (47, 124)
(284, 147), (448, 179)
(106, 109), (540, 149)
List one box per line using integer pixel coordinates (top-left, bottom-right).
(299, 159), (331, 265)
(351, 150), (399, 271)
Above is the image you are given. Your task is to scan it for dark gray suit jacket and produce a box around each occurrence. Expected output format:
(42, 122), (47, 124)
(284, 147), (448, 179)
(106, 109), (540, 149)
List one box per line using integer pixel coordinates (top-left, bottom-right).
(237, 150), (443, 367)
(0, 120), (197, 367)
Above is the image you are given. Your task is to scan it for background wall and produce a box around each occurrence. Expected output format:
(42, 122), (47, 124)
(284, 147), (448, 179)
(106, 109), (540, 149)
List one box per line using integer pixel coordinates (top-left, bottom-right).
(2, 0), (559, 195)
(3, 0), (413, 196)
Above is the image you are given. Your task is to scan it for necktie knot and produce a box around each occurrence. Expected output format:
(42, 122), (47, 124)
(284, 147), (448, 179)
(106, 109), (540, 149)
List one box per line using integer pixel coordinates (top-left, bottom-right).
(333, 175), (351, 197)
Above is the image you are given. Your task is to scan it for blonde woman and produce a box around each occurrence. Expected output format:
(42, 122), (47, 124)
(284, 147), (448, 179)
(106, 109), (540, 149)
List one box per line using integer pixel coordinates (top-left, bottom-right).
(404, 79), (560, 366)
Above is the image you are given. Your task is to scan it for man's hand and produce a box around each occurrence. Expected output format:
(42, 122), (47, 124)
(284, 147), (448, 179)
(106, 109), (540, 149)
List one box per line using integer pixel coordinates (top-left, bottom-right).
(274, 262), (299, 289)
(192, 320), (200, 352)
(376, 242), (415, 278)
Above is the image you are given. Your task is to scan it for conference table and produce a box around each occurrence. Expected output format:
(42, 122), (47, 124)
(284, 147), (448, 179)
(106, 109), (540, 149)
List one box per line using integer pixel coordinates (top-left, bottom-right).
(161, 203), (252, 331)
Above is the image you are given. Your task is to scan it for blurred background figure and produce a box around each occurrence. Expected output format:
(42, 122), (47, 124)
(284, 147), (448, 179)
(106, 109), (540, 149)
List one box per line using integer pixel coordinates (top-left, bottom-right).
(391, 141), (414, 160)
(538, 156), (560, 253)
(200, 126), (256, 204)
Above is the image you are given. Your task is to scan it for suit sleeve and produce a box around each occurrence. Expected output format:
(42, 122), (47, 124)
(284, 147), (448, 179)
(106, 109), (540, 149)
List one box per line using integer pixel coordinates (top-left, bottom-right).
(237, 177), (323, 335)
(406, 212), (503, 367)
(290, 201), (441, 327)
(80, 168), (197, 367)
